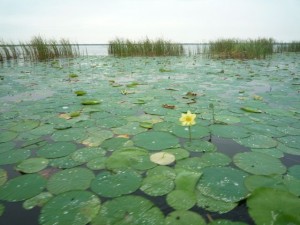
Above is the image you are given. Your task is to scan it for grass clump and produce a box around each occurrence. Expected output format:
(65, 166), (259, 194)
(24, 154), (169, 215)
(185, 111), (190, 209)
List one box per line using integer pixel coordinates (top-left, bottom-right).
(205, 38), (274, 59)
(0, 36), (80, 62)
(108, 38), (184, 57)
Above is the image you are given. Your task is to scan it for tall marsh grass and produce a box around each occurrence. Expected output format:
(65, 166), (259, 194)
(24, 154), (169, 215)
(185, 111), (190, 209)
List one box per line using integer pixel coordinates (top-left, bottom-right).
(108, 38), (184, 57)
(0, 36), (80, 62)
(205, 38), (274, 59)
(275, 41), (300, 53)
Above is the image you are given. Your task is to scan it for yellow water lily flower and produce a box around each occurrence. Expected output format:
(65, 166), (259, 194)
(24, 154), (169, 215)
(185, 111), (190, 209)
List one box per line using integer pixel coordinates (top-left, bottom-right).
(179, 110), (196, 126)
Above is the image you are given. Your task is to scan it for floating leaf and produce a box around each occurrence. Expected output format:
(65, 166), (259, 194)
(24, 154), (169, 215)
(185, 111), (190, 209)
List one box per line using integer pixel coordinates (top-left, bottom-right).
(133, 131), (179, 150)
(47, 168), (95, 195)
(277, 135), (300, 149)
(209, 219), (247, 225)
(288, 165), (300, 179)
(0, 149), (31, 165)
(23, 192), (53, 210)
(10, 120), (40, 132)
(74, 90), (86, 96)
(71, 147), (106, 163)
(233, 152), (286, 175)
(81, 130), (113, 147)
(0, 142), (15, 153)
(166, 190), (196, 210)
(141, 173), (175, 196)
(105, 148), (156, 171)
(215, 115), (241, 124)
(240, 107), (262, 113)
(183, 140), (217, 152)
(40, 191), (100, 225)
(0, 169), (7, 186)
(171, 124), (210, 139)
(244, 175), (287, 192)
(0, 204), (4, 216)
(91, 195), (164, 225)
(101, 137), (131, 151)
(86, 157), (107, 170)
(49, 155), (83, 169)
(247, 188), (300, 225)
(163, 148), (190, 160)
(38, 141), (77, 158)
(196, 191), (237, 213)
(0, 174), (46, 202)
(197, 167), (249, 202)
(81, 99), (101, 105)
(165, 210), (206, 225)
(91, 169), (142, 197)
(0, 131), (18, 142)
(16, 158), (49, 173)
(234, 135), (277, 149)
(150, 152), (176, 165)
(209, 124), (250, 139)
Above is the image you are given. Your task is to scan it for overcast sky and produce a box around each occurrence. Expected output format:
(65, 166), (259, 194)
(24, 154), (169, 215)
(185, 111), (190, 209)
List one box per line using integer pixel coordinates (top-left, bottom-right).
(1, 0), (299, 43)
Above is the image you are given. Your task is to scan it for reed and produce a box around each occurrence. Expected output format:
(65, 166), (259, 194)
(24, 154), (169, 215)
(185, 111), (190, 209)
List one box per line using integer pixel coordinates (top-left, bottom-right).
(206, 38), (274, 59)
(108, 38), (184, 57)
(276, 41), (300, 53)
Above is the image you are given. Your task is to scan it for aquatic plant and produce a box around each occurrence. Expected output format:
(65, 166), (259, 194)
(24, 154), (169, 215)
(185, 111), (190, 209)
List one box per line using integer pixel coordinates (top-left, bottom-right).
(205, 38), (274, 59)
(179, 110), (197, 141)
(275, 41), (300, 53)
(108, 38), (184, 57)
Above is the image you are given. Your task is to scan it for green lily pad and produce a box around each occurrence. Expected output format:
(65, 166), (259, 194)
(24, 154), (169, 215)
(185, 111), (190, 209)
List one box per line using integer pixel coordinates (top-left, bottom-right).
(39, 191), (100, 225)
(91, 195), (164, 225)
(16, 158), (49, 173)
(47, 168), (95, 195)
(0, 169), (7, 186)
(215, 115), (241, 124)
(244, 175), (287, 192)
(98, 117), (127, 128)
(288, 165), (300, 179)
(163, 148), (190, 160)
(74, 90), (87, 96)
(141, 173), (175, 196)
(197, 166), (249, 202)
(112, 122), (147, 135)
(71, 147), (106, 163)
(0, 174), (46, 202)
(166, 190), (196, 210)
(165, 210), (206, 225)
(247, 188), (300, 225)
(196, 192), (238, 213)
(209, 124), (250, 139)
(51, 128), (87, 142)
(233, 152), (286, 175)
(0, 130), (18, 142)
(209, 219), (247, 225)
(174, 169), (202, 192)
(234, 135), (278, 149)
(10, 120), (40, 132)
(91, 169), (142, 197)
(276, 143), (300, 155)
(37, 142), (77, 159)
(240, 106), (262, 113)
(86, 157), (107, 170)
(277, 135), (300, 149)
(0, 149), (31, 165)
(105, 148), (156, 171)
(81, 99), (101, 105)
(0, 142), (15, 153)
(49, 155), (84, 169)
(81, 130), (113, 147)
(101, 137), (132, 151)
(146, 166), (177, 179)
(245, 124), (284, 138)
(183, 140), (217, 152)
(23, 192), (53, 210)
(171, 124), (210, 139)
(251, 147), (284, 158)
(132, 131), (179, 150)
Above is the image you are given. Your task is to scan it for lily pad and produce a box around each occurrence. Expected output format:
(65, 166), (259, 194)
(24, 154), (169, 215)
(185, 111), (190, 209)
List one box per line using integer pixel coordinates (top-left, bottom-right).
(47, 168), (95, 195)
(105, 148), (156, 171)
(234, 135), (278, 149)
(288, 165), (300, 179)
(196, 192), (238, 213)
(277, 135), (300, 149)
(37, 142), (77, 159)
(163, 148), (190, 160)
(141, 173), (175, 196)
(71, 147), (106, 163)
(0, 174), (46, 202)
(0, 149), (31, 165)
(209, 125), (250, 139)
(0, 130), (18, 142)
(171, 124), (210, 139)
(91, 195), (164, 225)
(165, 210), (206, 225)
(233, 152), (286, 175)
(86, 157), (107, 170)
(0, 142), (15, 153)
(247, 188), (300, 225)
(81, 99), (101, 105)
(150, 152), (176, 165)
(244, 175), (287, 192)
(166, 190), (196, 210)
(16, 158), (49, 173)
(39, 191), (100, 225)
(215, 115), (241, 124)
(183, 140), (217, 152)
(0, 169), (7, 186)
(10, 120), (40, 132)
(132, 131), (179, 150)
(91, 169), (142, 198)
(101, 137), (132, 151)
(197, 166), (249, 202)
(0, 204), (4, 216)
(49, 155), (84, 169)
(23, 192), (53, 210)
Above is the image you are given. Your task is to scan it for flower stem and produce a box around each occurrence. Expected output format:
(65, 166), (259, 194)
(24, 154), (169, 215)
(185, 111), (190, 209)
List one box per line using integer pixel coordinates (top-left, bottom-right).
(188, 126), (192, 142)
